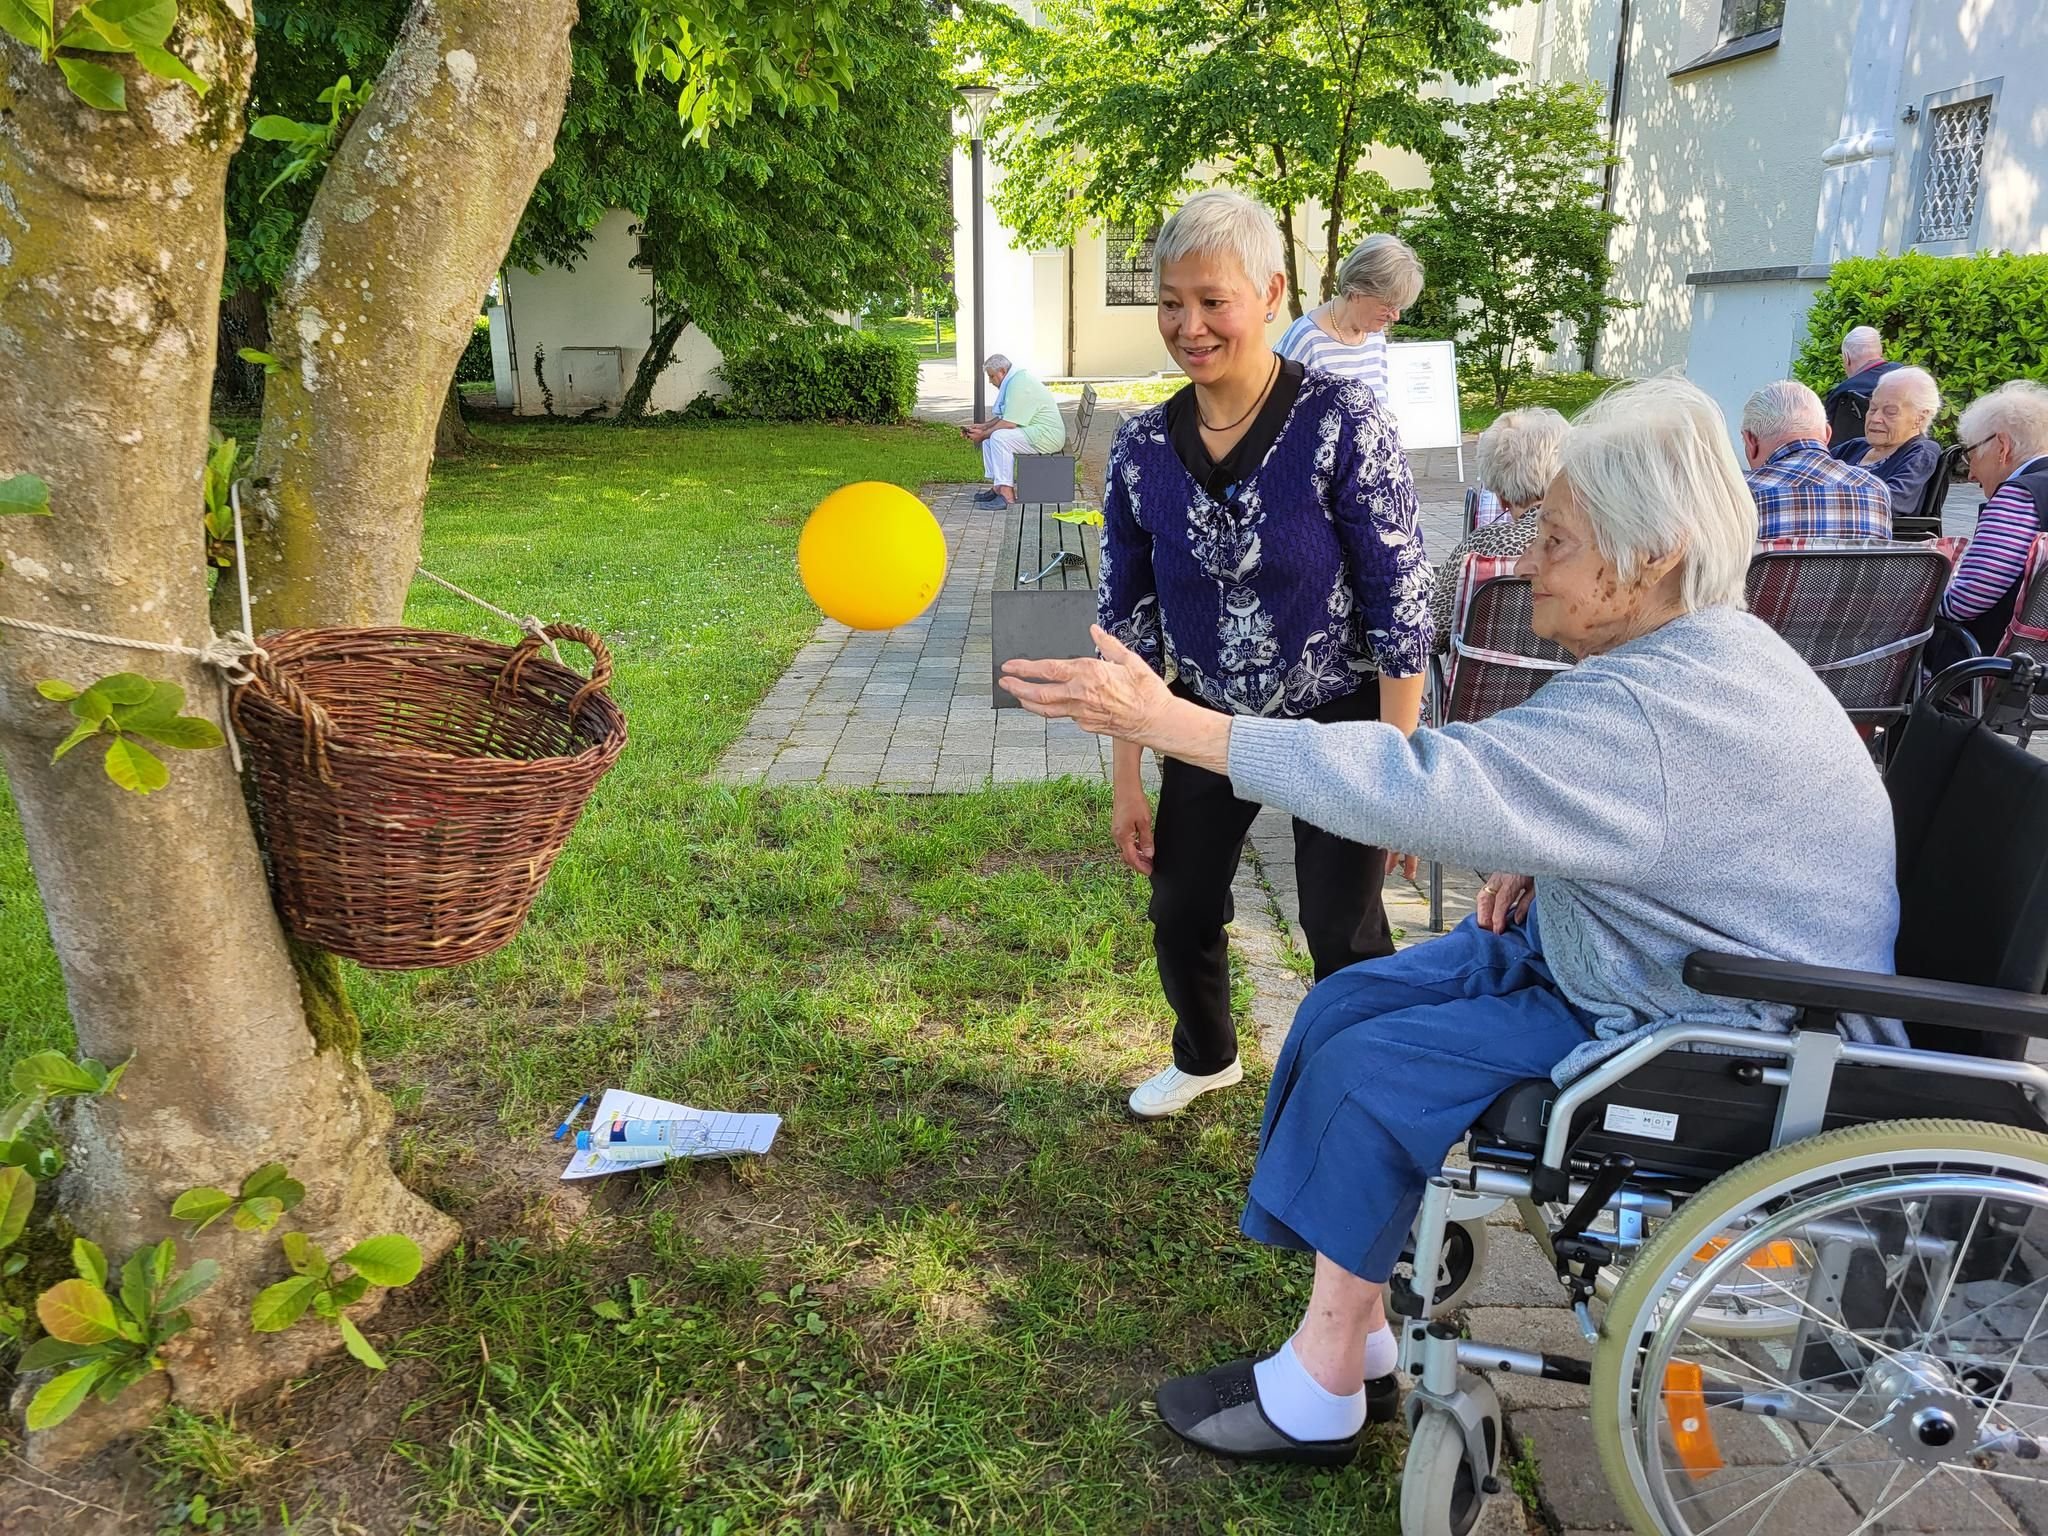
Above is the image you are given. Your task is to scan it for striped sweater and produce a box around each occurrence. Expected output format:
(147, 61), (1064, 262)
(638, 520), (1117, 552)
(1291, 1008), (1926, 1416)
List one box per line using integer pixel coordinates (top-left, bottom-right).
(1276, 314), (1390, 404)
(1942, 456), (2048, 638)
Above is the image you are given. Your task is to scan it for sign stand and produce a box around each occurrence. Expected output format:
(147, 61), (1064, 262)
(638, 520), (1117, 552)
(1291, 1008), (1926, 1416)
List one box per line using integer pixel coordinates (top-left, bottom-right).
(1384, 340), (1465, 480)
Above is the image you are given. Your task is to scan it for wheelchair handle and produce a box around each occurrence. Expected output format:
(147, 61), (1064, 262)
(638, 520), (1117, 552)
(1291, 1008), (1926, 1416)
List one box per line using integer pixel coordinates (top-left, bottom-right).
(1925, 654), (2040, 712)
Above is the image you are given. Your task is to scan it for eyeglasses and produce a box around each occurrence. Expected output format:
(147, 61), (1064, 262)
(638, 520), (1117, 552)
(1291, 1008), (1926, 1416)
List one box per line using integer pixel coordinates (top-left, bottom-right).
(1962, 432), (2004, 461)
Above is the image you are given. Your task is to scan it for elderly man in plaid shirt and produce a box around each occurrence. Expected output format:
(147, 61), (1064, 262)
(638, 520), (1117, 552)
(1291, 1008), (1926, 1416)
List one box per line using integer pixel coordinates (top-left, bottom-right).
(1740, 379), (1891, 541)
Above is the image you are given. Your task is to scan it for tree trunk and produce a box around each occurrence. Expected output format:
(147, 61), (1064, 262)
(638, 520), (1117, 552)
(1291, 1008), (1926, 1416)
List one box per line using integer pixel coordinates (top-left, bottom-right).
(0, 12), (455, 1461)
(435, 375), (477, 458)
(1276, 203), (1306, 321)
(213, 287), (271, 412)
(617, 311), (690, 423)
(229, 0), (577, 632)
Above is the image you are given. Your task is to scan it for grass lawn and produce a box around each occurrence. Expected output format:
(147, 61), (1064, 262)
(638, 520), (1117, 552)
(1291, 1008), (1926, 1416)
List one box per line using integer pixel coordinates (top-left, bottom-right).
(0, 418), (1403, 1533)
(870, 313), (955, 359)
(1460, 370), (1619, 434)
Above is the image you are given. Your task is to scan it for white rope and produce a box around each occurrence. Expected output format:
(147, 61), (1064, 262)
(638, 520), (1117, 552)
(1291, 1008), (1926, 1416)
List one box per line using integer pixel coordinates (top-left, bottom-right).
(413, 565), (564, 664)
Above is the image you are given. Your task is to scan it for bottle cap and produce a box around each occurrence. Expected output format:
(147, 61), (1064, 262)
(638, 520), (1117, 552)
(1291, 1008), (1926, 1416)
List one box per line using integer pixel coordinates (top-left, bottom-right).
(574, 1130), (592, 1151)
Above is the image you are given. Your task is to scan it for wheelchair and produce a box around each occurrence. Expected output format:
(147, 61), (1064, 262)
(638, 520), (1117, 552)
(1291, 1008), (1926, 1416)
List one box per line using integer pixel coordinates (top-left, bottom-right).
(1390, 655), (2048, 1536)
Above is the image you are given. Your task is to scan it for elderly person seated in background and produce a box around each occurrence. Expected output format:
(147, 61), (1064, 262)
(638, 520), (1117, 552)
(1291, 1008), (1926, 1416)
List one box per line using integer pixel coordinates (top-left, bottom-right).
(1824, 325), (1901, 443)
(1833, 366), (1943, 518)
(1928, 379), (2048, 672)
(1429, 407), (1571, 649)
(1001, 377), (1901, 1465)
(1276, 233), (1425, 404)
(963, 353), (1068, 508)
(1742, 379), (1891, 541)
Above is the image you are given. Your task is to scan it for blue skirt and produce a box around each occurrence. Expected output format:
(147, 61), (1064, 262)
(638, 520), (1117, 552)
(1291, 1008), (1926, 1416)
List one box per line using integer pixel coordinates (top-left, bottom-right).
(1242, 911), (1595, 1282)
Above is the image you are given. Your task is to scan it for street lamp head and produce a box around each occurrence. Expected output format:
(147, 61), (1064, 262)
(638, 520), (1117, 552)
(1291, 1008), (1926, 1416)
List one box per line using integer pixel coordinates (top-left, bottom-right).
(956, 82), (1000, 140)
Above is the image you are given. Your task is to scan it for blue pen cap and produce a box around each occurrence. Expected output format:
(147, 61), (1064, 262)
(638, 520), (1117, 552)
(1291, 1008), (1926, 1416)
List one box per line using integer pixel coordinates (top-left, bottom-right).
(574, 1130), (593, 1151)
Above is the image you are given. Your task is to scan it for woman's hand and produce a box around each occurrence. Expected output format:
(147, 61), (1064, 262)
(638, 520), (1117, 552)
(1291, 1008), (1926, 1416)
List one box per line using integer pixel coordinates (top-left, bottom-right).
(1113, 787), (1156, 875)
(1476, 873), (1535, 934)
(1000, 626), (1176, 740)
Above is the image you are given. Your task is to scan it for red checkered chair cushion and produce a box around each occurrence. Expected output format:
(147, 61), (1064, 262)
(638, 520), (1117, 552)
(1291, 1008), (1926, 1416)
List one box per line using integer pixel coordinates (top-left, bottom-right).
(1430, 554), (1572, 727)
(1745, 543), (1950, 720)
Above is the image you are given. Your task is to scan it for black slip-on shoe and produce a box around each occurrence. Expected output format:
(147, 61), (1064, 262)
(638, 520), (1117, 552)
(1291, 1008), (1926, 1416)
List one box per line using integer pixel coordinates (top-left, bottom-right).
(1153, 1359), (1361, 1467)
(1366, 1370), (1401, 1425)
(972, 490), (1005, 507)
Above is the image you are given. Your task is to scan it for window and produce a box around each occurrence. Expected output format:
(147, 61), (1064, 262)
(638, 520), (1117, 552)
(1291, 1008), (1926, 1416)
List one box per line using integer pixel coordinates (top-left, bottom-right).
(1917, 95), (1993, 244)
(1104, 223), (1157, 307)
(1718, 0), (1785, 43)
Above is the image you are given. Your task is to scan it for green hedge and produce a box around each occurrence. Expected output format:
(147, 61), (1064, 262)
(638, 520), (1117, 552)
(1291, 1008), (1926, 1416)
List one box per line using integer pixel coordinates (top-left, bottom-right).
(455, 316), (495, 385)
(720, 332), (920, 424)
(1792, 252), (2048, 437)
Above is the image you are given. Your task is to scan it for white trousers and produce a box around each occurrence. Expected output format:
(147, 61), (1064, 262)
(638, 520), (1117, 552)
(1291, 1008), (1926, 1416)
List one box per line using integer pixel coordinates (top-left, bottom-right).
(980, 427), (1035, 490)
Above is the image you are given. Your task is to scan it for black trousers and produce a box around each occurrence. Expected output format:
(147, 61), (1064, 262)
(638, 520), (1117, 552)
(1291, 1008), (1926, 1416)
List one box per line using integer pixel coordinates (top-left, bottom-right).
(1149, 685), (1395, 1076)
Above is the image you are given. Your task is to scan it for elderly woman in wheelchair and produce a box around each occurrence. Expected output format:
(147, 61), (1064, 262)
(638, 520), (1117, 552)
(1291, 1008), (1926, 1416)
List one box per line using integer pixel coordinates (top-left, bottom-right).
(1005, 376), (2048, 1535)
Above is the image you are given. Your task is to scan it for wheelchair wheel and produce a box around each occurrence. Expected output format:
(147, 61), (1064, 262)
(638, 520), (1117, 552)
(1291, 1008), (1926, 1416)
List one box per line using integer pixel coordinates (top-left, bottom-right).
(1391, 1218), (1491, 1318)
(1541, 1201), (1813, 1339)
(1592, 1118), (2048, 1535)
(1401, 1374), (1501, 1536)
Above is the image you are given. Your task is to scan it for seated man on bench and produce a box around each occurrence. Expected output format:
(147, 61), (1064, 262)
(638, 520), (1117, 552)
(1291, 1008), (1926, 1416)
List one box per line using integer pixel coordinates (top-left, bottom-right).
(964, 354), (1067, 508)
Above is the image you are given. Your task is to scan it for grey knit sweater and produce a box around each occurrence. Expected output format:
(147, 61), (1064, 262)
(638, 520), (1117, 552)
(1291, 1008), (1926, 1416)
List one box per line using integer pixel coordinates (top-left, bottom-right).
(1228, 604), (1905, 1083)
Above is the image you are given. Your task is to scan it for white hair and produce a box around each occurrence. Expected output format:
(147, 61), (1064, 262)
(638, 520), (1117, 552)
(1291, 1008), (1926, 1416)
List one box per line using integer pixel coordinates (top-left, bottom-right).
(982, 353), (1011, 374)
(1336, 233), (1425, 309)
(1959, 379), (2048, 462)
(1741, 379), (1827, 441)
(1842, 325), (1884, 365)
(1558, 377), (1754, 614)
(1151, 188), (1286, 289)
(1872, 365), (1940, 427)
(1475, 406), (1572, 507)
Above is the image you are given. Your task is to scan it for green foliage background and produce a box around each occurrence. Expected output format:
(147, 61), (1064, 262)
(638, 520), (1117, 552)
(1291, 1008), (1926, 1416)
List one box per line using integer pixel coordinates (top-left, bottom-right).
(1792, 252), (2048, 439)
(719, 334), (922, 424)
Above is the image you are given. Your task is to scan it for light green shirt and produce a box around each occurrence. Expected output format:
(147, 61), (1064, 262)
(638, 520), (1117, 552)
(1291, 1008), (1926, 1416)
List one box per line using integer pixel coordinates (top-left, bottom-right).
(996, 369), (1068, 453)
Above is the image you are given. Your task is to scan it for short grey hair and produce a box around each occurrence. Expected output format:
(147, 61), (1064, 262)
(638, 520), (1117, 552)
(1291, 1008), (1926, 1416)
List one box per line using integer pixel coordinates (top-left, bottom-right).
(1741, 379), (1827, 441)
(1336, 233), (1425, 309)
(1872, 365), (1940, 427)
(1151, 188), (1286, 289)
(1959, 379), (2048, 463)
(1475, 407), (1572, 507)
(982, 353), (1011, 374)
(1558, 377), (1753, 615)
(1842, 325), (1884, 363)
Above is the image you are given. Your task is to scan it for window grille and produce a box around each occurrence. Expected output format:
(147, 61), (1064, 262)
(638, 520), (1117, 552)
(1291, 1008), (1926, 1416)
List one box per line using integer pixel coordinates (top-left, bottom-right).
(1104, 223), (1158, 307)
(1918, 96), (1992, 243)
(1718, 0), (1784, 42)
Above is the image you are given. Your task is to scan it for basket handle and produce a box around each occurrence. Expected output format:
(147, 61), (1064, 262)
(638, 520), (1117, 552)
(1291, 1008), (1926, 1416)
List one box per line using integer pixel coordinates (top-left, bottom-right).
(233, 649), (342, 787)
(500, 623), (613, 715)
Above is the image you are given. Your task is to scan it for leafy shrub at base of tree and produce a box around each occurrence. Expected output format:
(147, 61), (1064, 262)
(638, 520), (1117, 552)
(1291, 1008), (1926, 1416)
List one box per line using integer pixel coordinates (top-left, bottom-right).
(719, 333), (920, 424)
(1792, 252), (2048, 439)
(456, 317), (495, 386)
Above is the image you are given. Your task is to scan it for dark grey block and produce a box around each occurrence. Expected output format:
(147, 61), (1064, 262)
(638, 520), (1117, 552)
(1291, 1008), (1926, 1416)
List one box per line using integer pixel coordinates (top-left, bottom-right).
(1014, 453), (1076, 504)
(990, 501), (1103, 708)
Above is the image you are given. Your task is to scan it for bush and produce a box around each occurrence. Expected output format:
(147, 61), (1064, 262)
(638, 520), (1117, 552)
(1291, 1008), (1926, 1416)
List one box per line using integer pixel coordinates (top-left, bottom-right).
(720, 333), (920, 424)
(1792, 252), (2048, 438)
(455, 315), (495, 385)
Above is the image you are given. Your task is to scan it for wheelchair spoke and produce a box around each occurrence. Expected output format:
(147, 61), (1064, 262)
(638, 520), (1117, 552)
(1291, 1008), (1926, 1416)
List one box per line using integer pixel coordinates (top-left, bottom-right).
(1936, 1464), (2028, 1535)
(1910, 1195), (1987, 1355)
(1845, 1463), (1944, 1535)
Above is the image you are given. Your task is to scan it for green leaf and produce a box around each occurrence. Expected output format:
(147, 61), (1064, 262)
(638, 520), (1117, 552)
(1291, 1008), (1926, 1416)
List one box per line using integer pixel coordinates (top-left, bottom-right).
(120, 1247), (153, 1331)
(17, 1334), (93, 1372)
(11, 1052), (95, 1101)
(336, 1233), (422, 1288)
(0, 1094), (44, 1141)
(0, 1166), (33, 1252)
(57, 55), (126, 112)
(0, 472), (50, 515)
(330, 1274), (369, 1306)
(68, 686), (112, 725)
(27, 1363), (107, 1430)
(231, 1196), (285, 1232)
(93, 1355), (153, 1403)
(249, 1274), (320, 1333)
(77, 0), (174, 46)
(50, 721), (101, 764)
(110, 680), (184, 731)
(155, 1258), (217, 1316)
(170, 1187), (235, 1230)
(310, 1288), (337, 1318)
(33, 680), (78, 702)
(0, 0), (53, 57)
(240, 1162), (291, 1200)
(95, 673), (153, 705)
(236, 348), (280, 371)
(149, 1236), (173, 1290)
(97, 1057), (129, 1095)
(103, 737), (170, 794)
(591, 1298), (626, 1322)
(37, 1278), (118, 1344)
(72, 1237), (107, 1288)
(336, 1314), (386, 1370)
(280, 1230), (324, 1277)
(249, 115), (319, 143)
(133, 42), (204, 94)
(128, 715), (225, 752)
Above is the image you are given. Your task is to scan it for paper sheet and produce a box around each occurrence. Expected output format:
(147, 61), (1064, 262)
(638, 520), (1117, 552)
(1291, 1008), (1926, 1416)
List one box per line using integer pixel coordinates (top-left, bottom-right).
(559, 1088), (781, 1180)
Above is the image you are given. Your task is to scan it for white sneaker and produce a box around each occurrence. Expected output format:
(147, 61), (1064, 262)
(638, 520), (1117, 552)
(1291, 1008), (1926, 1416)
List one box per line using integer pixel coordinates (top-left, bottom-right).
(1128, 1059), (1243, 1119)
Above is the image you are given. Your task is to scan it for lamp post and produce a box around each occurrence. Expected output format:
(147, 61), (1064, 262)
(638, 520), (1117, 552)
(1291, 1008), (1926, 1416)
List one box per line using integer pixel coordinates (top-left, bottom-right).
(957, 83), (1000, 423)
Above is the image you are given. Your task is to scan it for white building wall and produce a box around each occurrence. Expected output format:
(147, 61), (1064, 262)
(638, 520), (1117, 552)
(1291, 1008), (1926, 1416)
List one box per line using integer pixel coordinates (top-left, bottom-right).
(496, 209), (724, 416)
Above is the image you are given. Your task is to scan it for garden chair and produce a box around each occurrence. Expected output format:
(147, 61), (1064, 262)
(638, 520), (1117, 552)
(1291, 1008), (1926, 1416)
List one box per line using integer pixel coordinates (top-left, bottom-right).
(1013, 384), (1099, 509)
(1989, 531), (2048, 746)
(1892, 441), (1970, 541)
(1423, 555), (1572, 930)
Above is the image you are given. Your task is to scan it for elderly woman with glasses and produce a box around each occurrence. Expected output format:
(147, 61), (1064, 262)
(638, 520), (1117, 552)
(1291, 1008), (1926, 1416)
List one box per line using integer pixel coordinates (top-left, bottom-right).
(1002, 377), (1902, 1466)
(1930, 380), (2048, 671)
(1832, 365), (1944, 518)
(1428, 406), (1572, 651)
(1275, 233), (1425, 404)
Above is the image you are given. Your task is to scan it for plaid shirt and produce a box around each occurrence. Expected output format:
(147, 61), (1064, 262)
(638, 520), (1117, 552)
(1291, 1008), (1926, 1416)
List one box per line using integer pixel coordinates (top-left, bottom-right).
(1745, 440), (1891, 542)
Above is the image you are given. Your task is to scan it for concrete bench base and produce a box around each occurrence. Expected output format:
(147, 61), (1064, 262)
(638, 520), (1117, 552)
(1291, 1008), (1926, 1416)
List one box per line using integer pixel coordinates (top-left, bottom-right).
(990, 504), (1101, 709)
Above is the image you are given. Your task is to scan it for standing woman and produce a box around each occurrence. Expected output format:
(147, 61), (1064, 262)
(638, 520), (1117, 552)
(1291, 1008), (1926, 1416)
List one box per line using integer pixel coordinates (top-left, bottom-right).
(1276, 233), (1426, 403)
(1095, 189), (1432, 1120)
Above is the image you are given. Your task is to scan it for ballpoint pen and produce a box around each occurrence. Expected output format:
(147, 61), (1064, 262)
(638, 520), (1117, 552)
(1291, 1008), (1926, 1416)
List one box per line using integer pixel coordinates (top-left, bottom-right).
(552, 1093), (591, 1142)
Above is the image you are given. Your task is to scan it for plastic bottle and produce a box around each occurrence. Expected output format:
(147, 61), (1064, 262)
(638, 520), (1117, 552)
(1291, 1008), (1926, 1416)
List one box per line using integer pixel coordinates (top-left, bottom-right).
(575, 1117), (709, 1158)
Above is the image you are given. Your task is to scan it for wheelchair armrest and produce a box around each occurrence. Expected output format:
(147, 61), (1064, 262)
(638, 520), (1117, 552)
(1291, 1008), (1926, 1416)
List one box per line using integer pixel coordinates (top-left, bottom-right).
(1683, 950), (2048, 1039)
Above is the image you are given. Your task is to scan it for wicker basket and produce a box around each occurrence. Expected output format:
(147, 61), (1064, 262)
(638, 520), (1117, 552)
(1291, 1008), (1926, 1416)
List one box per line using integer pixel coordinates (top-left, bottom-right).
(230, 624), (628, 970)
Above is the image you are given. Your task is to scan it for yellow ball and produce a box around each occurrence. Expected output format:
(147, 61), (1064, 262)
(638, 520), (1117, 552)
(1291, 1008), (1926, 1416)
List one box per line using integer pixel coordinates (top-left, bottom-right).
(797, 482), (948, 631)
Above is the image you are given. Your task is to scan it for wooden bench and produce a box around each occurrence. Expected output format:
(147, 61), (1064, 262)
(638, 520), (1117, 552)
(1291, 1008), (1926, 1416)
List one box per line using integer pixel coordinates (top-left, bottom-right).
(990, 506), (1102, 708)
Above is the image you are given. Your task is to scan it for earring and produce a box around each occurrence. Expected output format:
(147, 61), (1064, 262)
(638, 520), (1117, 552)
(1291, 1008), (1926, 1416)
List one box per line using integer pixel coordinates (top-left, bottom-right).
(1265, 312), (1275, 321)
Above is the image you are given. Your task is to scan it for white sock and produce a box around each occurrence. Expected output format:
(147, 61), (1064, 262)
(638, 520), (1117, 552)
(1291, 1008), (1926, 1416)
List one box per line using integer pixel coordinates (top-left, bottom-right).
(1363, 1322), (1399, 1381)
(1252, 1338), (1367, 1442)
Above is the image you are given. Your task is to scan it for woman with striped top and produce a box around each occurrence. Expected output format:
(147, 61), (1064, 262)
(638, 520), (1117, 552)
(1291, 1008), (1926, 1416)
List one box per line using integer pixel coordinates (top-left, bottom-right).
(1929, 380), (2048, 672)
(1274, 234), (1425, 404)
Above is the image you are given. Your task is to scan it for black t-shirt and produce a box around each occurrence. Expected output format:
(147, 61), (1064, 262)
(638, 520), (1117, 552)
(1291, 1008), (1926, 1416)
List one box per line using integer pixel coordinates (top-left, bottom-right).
(1164, 356), (1306, 501)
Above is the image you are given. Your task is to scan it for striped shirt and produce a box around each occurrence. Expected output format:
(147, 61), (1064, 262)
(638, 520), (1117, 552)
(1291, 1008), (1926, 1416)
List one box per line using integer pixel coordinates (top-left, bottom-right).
(1941, 456), (2048, 621)
(1276, 313), (1390, 403)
